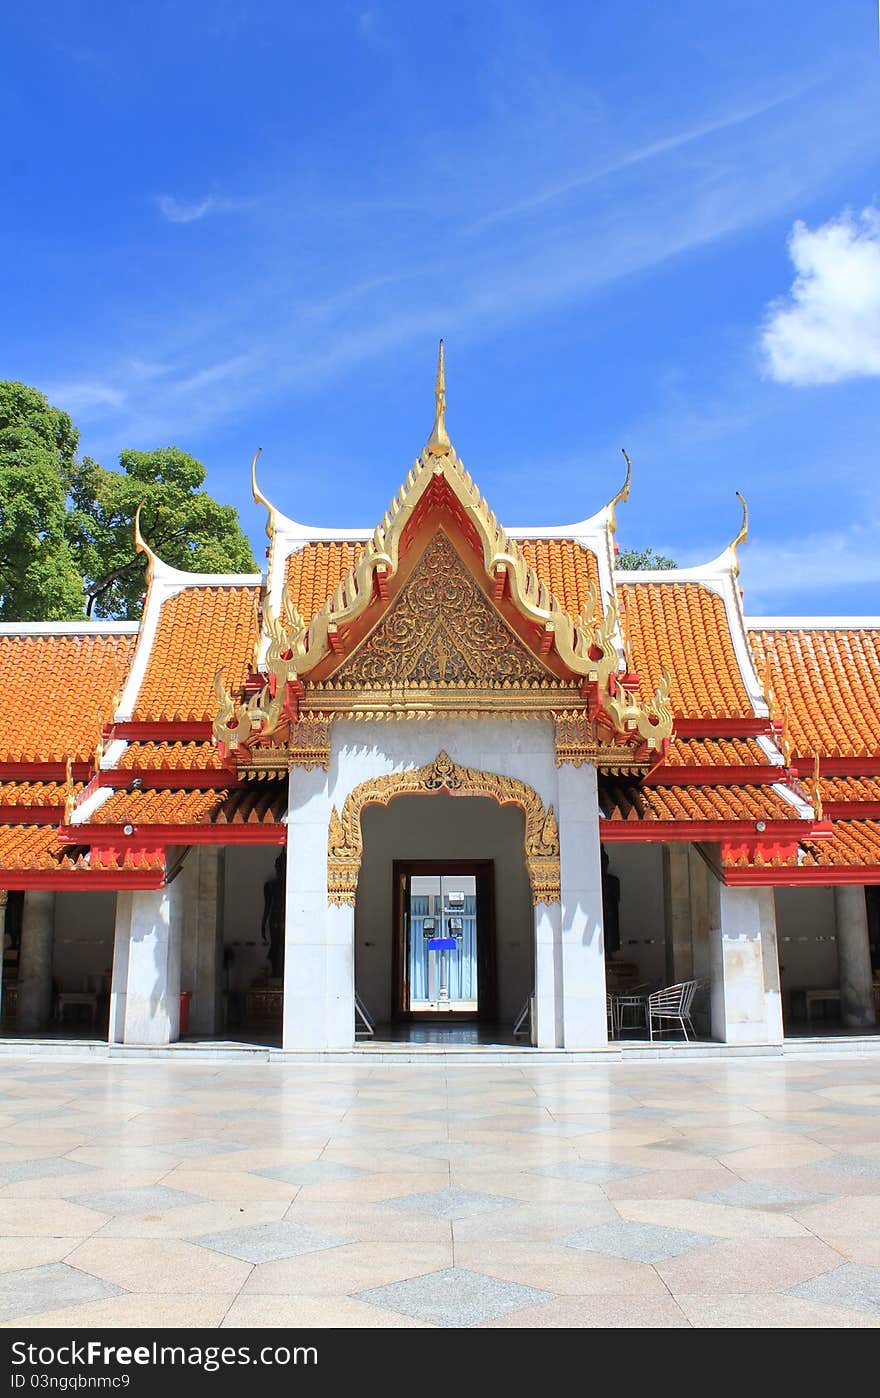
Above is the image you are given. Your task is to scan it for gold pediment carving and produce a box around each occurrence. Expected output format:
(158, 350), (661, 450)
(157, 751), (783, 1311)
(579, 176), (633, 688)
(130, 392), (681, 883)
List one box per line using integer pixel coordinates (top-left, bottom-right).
(331, 531), (556, 689)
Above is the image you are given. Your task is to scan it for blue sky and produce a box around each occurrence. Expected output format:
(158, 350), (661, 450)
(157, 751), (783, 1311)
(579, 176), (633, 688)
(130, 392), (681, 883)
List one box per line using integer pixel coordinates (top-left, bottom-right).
(3, 2), (880, 612)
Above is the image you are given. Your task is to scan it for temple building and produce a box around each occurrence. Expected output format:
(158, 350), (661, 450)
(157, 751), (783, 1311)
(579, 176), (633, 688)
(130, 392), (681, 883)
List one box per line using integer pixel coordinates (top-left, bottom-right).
(1, 347), (879, 1052)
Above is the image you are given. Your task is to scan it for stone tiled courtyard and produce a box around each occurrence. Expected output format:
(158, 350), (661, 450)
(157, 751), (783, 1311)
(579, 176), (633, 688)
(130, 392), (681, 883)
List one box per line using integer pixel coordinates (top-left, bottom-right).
(1, 1052), (879, 1328)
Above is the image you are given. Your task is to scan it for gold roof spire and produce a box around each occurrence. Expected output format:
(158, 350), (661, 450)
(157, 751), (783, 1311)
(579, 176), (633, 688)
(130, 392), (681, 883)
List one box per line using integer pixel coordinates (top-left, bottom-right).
(426, 340), (452, 456)
(133, 500), (158, 586)
(608, 448), (632, 535)
(730, 491), (749, 577)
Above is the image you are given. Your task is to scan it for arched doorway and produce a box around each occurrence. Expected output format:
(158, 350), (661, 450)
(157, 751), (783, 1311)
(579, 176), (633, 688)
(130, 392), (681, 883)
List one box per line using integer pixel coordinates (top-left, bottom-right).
(355, 793), (534, 1037)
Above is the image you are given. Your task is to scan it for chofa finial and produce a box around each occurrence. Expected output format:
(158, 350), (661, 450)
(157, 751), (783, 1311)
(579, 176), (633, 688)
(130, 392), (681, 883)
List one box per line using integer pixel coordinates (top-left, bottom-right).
(250, 447), (276, 540)
(133, 500), (158, 585)
(426, 340), (452, 456)
(608, 448), (633, 535)
(730, 491), (749, 576)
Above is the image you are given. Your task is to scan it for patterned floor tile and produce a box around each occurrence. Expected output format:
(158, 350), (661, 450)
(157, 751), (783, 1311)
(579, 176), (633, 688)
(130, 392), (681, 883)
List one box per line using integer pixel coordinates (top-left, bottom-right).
(0, 1263), (123, 1321)
(0, 1157), (93, 1183)
(530, 1160), (645, 1184)
(400, 1142), (488, 1160)
(561, 1219), (715, 1263)
(193, 1220), (353, 1263)
(154, 1140), (249, 1158)
(700, 1182), (825, 1210)
(808, 1154), (880, 1179)
(356, 1266), (554, 1327)
(254, 1162), (367, 1186)
(69, 1186), (199, 1215)
(384, 1187), (515, 1220)
(789, 1263), (880, 1314)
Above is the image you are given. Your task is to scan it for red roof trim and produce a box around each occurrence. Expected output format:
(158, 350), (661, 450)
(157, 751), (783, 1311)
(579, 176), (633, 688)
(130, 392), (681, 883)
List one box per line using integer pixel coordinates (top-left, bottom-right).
(672, 719), (773, 738)
(58, 824), (286, 848)
(644, 765), (783, 787)
(600, 818), (821, 843)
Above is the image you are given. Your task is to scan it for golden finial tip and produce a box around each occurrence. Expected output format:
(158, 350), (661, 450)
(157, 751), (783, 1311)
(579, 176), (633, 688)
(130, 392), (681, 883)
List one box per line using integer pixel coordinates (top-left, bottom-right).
(730, 491), (749, 575)
(427, 339), (452, 456)
(133, 500), (158, 583)
(607, 449), (632, 535)
(250, 448), (276, 540)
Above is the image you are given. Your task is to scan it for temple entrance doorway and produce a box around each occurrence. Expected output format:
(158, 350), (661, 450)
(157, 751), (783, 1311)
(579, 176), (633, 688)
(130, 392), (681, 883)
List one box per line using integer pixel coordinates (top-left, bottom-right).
(394, 862), (495, 1020)
(355, 793), (533, 1042)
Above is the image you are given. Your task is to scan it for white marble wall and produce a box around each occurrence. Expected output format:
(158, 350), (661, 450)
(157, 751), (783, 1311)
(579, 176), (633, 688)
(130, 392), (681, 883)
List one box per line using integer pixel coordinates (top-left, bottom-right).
(709, 881), (783, 1044)
(283, 718), (608, 1050)
(109, 876), (184, 1045)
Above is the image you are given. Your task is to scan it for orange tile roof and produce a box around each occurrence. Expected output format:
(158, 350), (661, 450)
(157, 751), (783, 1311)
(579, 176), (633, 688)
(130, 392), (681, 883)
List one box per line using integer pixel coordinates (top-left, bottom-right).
(115, 742), (228, 771)
(0, 824), (67, 870)
(749, 628), (880, 758)
(662, 737), (770, 767)
(0, 781), (80, 807)
(0, 633), (136, 762)
(517, 539), (600, 616)
(819, 777), (880, 803)
(88, 788), (226, 825)
(284, 542), (363, 623)
(82, 783), (285, 826)
(619, 583), (752, 719)
(800, 820), (880, 867)
(599, 781), (800, 823)
(133, 586), (258, 722)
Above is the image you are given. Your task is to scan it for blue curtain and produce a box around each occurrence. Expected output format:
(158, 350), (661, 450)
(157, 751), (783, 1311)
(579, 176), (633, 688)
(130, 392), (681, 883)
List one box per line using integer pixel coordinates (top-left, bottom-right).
(409, 894), (477, 1004)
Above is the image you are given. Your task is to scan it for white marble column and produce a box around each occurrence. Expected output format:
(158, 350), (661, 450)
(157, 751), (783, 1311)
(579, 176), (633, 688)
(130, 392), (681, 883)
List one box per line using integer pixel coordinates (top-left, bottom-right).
(663, 844), (694, 984)
(708, 881), (783, 1044)
(17, 890), (56, 1033)
(533, 901), (562, 1047)
(180, 847), (226, 1036)
(834, 885), (877, 1028)
(283, 765), (354, 1050)
(557, 762), (607, 1048)
(109, 879), (184, 1045)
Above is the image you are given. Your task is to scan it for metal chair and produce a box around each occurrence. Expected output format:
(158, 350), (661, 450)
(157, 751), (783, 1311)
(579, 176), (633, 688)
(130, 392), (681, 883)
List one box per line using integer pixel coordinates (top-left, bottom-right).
(646, 980), (698, 1041)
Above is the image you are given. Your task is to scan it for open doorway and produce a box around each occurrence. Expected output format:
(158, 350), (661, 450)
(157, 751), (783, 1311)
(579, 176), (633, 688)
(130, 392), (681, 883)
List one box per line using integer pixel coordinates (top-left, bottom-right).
(393, 861), (496, 1020)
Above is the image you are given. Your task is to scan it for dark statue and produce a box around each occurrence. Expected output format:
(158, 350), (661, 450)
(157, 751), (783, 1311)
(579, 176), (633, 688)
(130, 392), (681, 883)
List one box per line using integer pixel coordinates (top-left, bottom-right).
(261, 851), (287, 980)
(601, 847), (621, 958)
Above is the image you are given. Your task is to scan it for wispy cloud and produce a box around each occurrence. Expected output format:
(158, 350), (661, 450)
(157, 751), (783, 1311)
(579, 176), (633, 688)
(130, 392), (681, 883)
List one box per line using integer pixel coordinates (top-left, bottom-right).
(156, 193), (253, 224)
(761, 205), (880, 385)
(740, 517), (880, 610)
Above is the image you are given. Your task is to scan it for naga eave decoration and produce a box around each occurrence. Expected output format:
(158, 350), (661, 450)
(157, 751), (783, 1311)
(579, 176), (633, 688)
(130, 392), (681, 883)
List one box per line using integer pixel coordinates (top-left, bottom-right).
(327, 751), (560, 907)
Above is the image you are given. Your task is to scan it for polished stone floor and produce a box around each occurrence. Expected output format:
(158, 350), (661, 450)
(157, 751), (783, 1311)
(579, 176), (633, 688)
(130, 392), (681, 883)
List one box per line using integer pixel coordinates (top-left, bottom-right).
(1, 1052), (879, 1328)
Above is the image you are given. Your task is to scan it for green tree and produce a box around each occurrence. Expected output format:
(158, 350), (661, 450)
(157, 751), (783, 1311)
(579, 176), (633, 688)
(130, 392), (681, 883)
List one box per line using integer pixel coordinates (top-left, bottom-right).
(67, 446), (257, 618)
(0, 382), (84, 620)
(617, 547), (676, 570)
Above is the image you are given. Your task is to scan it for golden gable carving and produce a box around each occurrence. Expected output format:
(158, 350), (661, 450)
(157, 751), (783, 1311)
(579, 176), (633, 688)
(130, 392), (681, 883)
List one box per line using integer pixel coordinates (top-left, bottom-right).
(334, 531), (554, 688)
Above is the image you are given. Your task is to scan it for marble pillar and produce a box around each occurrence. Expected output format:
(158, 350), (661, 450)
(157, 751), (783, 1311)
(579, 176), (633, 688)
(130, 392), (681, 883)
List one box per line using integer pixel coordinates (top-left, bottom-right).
(17, 890), (56, 1032)
(709, 881), (783, 1044)
(663, 844), (694, 984)
(283, 765), (354, 1050)
(533, 901), (562, 1047)
(834, 885), (877, 1028)
(557, 762), (607, 1048)
(180, 847), (226, 1036)
(109, 879), (184, 1045)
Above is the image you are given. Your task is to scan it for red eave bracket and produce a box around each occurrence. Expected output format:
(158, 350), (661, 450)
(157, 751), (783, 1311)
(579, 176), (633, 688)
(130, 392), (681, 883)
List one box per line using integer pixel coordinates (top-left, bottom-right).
(644, 765), (783, 787)
(672, 718), (775, 738)
(724, 865), (880, 887)
(0, 869), (166, 891)
(0, 805), (64, 824)
(600, 818), (818, 845)
(57, 823), (287, 849)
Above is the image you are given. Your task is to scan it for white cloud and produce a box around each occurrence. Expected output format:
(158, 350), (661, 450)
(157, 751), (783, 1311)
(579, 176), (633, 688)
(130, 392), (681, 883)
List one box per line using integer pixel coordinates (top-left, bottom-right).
(156, 194), (250, 224)
(762, 206), (880, 384)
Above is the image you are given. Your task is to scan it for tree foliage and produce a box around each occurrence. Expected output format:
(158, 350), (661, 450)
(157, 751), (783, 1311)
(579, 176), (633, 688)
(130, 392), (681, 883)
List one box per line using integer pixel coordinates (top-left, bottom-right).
(67, 447), (257, 618)
(0, 383), (84, 620)
(0, 381), (257, 621)
(616, 546), (676, 571)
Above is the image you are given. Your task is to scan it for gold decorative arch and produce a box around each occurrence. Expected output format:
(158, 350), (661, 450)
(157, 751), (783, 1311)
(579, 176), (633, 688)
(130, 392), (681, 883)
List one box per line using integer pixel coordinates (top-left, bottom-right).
(327, 751), (560, 907)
